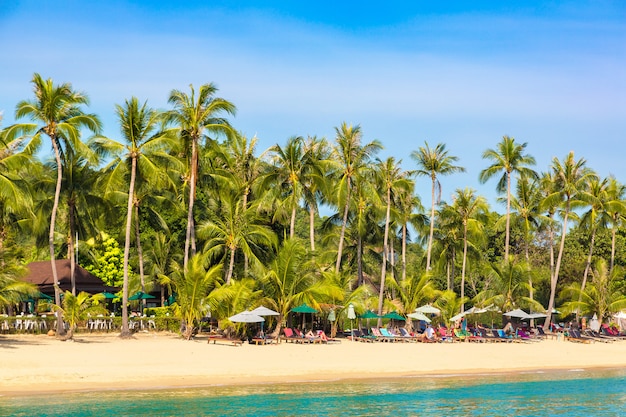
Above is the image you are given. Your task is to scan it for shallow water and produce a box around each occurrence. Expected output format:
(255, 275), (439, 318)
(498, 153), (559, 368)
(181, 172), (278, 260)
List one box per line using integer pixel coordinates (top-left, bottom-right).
(2, 368), (626, 416)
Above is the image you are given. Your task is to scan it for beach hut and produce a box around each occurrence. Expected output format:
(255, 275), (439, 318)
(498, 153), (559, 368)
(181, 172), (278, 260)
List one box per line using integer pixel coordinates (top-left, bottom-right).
(22, 260), (118, 297)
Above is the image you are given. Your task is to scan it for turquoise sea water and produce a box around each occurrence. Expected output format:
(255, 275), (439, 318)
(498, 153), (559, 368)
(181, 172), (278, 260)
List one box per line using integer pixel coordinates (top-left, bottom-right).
(2, 369), (626, 416)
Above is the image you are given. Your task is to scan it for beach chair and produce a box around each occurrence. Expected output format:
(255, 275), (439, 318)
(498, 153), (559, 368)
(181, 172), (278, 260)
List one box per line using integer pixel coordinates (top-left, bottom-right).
(476, 328), (500, 342)
(370, 327), (392, 342)
(398, 328), (420, 342)
(492, 329), (513, 342)
(437, 326), (454, 342)
(283, 327), (305, 343)
(380, 328), (404, 342)
(565, 329), (593, 344)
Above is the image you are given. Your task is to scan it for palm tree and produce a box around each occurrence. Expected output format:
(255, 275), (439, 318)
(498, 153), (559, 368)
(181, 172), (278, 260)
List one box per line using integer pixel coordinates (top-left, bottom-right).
(263, 135), (309, 238)
(331, 123), (382, 273)
(198, 191), (277, 284)
(411, 142), (465, 270)
(257, 238), (319, 337)
(92, 97), (178, 337)
(395, 182), (425, 283)
(53, 291), (106, 340)
(451, 188), (488, 312)
(3, 74), (101, 335)
(388, 270), (439, 332)
(479, 136), (537, 260)
(373, 157), (412, 326)
(605, 177), (626, 273)
(542, 152), (597, 329)
(170, 253), (224, 340)
(301, 136), (330, 251)
(0, 248), (37, 311)
(509, 174), (545, 307)
(560, 259), (626, 323)
(166, 83), (236, 271)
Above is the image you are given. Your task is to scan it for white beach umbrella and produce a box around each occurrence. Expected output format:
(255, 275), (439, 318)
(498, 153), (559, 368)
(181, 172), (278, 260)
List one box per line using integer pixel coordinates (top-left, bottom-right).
(528, 312), (547, 319)
(407, 311), (432, 323)
(229, 310), (265, 323)
(503, 309), (531, 320)
(250, 306), (279, 316)
(415, 304), (440, 315)
(449, 311), (466, 323)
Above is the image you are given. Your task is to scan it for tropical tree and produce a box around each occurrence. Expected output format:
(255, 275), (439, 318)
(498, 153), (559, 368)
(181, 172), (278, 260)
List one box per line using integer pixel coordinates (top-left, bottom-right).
(53, 291), (106, 340)
(450, 188), (488, 312)
(479, 136), (537, 259)
(256, 238), (319, 337)
(92, 97), (178, 337)
(166, 83), (236, 271)
(301, 136), (331, 251)
(388, 270), (439, 331)
(3, 73), (101, 335)
(263, 135), (309, 238)
(373, 157), (412, 326)
(331, 123), (381, 273)
(509, 174), (545, 306)
(606, 178), (626, 273)
(411, 142), (465, 270)
(476, 257), (540, 313)
(198, 191), (277, 285)
(543, 152), (597, 329)
(560, 259), (626, 323)
(0, 249), (37, 312)
(170, 253), (224, 340)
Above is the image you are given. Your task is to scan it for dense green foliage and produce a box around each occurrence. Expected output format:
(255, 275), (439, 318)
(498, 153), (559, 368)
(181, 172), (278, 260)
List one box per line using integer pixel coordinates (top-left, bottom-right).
(2, 74), (626, 338)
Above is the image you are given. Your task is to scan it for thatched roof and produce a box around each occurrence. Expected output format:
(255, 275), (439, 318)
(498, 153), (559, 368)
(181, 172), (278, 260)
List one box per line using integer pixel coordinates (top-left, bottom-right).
(22, 260), (117, 295)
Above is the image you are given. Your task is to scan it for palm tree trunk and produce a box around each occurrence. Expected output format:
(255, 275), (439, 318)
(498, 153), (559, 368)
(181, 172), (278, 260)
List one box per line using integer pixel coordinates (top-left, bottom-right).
(461, 224), (468, 313)
(226, 247), (236, 285)
(401, 224), (407, 283)
(610, 224), (617, 273)
(242, 190), (249, 275)
(426, 178), (436, 270)
(290, 206), (296, 239)
(577, 227), (596, 320)
(135, 204), (146, 312)
(357, 236), (363, 287)
(544, 207), (569, 329)
(121, 156), (137, 338)
(335, 179), (351, 273)
(505, 172), (511, 259)
(184, 138), (198, 271)
(377, 193), (391, 327)
(69, 202), (77, 296)
(50, 137), (65, 336)
(309, 206), (316, 251)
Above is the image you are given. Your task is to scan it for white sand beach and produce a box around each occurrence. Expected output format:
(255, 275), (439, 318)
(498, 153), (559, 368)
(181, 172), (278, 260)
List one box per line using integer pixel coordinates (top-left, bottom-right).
(2, 332), (626, 396)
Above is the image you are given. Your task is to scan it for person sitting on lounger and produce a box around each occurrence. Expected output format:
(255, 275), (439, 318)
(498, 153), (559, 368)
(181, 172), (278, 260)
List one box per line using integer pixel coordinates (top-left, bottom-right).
(420, 323), (438, 342)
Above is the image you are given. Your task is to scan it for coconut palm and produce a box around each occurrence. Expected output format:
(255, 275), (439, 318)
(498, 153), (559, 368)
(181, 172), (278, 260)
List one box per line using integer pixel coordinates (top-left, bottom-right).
(560, 259), (626, 323)
(301, 136), (331, 251)
(476, 257), (540, 313)
(387, 270), (439, 332)
(263, 135), (310, 238)
(509, 174), (545, 306)
(0, 248), (37, 311)
(479, 136), (537, 260)
(605, 178), (626, 273)
(411, 142), (465, 270)
(373, 157), (412, 326)
(257, 238), (319, 337)
(451, 188), (488, 312)
(170, 253), (224, 340)
(166, 83), (236, 271)
(331, 122), (382, 273)
(92, 97), (178, 337)
(542, 152), (597, 329)
(578, 177), (625, 297)
(53, 291), (106, 340)
(3, 73), (101, 335)
(198, 191), (277, 285)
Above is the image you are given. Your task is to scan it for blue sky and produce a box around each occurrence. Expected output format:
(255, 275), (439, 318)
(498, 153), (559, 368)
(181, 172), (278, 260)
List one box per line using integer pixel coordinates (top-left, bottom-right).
(1, 1), (625, 208)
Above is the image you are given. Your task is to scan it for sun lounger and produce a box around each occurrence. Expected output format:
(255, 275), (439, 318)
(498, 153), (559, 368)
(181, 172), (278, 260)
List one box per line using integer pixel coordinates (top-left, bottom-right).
(207, 334), (243, 346)
(565, 329), (593, 343)
(370, 327), (393, 342)
(283, 327), (306, 343)
(398, 328), (420, 342)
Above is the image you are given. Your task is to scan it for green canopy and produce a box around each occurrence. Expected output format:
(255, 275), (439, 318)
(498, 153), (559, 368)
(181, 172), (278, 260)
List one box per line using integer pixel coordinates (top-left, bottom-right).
(37, 292), (54, 300)
(359, 310), (380, 319)
(100, 291), (117, 299)
(291, 303), (318, 314)
(382, 311), (406, 321)
(129, 291), (155, 301)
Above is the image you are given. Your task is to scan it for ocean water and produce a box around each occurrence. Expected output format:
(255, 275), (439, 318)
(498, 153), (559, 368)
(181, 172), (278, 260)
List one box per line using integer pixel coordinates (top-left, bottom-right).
(2, 369), (626, 416)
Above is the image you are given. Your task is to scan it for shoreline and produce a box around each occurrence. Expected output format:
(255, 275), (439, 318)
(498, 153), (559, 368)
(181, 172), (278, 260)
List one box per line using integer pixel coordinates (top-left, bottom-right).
(2, 332), (626, 397)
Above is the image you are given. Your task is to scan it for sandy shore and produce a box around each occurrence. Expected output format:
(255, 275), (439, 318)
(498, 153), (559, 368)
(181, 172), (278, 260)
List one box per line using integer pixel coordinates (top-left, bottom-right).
(2, 332), (625, 396)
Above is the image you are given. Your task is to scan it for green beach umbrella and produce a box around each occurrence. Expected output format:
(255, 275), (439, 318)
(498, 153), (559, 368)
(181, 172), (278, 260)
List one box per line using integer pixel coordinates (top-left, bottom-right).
(129, 291), (156, 301)
(359, 310), (379, 319)
(291, 303), (318, 314)
(100, 291), (117, 299)
(382, 311), (406, 321)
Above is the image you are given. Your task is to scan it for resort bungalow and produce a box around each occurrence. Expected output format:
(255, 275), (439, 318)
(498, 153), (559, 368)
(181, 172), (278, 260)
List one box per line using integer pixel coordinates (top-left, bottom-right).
(22, 259), (117, 297)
